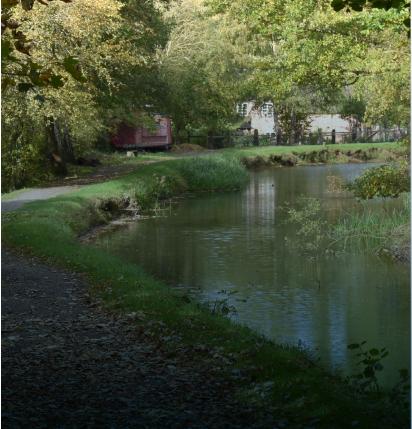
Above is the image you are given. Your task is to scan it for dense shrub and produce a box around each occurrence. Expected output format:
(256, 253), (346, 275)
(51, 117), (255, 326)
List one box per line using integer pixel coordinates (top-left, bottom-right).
(347, 163), (410, 199)
(1, 127), (51, 192)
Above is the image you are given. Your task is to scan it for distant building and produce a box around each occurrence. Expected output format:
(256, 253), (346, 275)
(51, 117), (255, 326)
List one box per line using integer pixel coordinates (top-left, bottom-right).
(236, 102), (276, 135)
(308, 115), (352, 133)
(111, 115), (172, 150)
(236, 101), (353, 135)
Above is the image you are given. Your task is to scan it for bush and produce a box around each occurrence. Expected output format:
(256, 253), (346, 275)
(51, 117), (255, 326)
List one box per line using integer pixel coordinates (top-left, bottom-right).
(1, 129), (51, 192)
(347, 163), (410, 199)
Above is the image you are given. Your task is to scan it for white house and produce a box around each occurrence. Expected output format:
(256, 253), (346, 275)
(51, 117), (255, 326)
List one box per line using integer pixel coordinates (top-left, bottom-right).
(236, 102), (352, 135)
(236, 102), (276, 134)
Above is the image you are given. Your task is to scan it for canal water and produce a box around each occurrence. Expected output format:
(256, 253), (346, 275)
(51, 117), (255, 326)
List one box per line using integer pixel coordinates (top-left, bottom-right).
(93, 163), (410, 386)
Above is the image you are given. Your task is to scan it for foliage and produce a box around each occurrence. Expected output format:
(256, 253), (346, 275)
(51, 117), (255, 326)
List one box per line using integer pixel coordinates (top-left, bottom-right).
(347, 340), (410, 412)
(2, 0), (169, 191)
(207, 289), (239, 316)
(331, 0), (409, 12)
(207, 0), (410, 129)
(284, 197), (331, 288)
(157, 0), (247, 136)
(284, 197), (329, 253)
(347, 341), (389, 392)
(1, 0), (78, 90)
(347, 163), (410, 199)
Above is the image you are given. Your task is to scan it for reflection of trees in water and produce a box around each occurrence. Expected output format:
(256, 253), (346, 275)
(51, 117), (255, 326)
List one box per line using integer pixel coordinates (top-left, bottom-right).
(95, 164), (410, 385)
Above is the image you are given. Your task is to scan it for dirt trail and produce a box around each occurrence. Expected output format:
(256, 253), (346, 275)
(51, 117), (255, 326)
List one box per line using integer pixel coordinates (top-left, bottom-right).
(2, 249), (282, 428)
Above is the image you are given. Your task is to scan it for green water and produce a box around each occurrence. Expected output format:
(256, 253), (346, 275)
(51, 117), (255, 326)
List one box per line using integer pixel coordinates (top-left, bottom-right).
(94, 163), (410, 386)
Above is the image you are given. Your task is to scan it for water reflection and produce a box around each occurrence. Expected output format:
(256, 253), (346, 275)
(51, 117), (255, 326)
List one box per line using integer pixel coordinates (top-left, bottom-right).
(94, 163), (410, 386)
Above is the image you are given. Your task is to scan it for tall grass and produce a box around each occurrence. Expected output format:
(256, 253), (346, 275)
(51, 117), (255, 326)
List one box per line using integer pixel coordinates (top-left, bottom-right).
(333, 194), (410, 260)
(334, 194), (410, 239)
(177, 155), (248, 191)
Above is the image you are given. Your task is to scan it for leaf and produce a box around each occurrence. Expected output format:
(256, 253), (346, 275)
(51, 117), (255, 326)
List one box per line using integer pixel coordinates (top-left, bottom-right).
(1, 40), (13, 61)
(1, 0), (19, 9)
(17, 82), (34, 92)
(50, 74), (65, 88)
(331, 0), (346, 11)
(34, 94), (46, 102)
(21, 0), (35, 11)
(348, 343), (360, 350)
(363, 367), (375, 378)
(63, 56), (86, 82)
(369, 348), (379, 356)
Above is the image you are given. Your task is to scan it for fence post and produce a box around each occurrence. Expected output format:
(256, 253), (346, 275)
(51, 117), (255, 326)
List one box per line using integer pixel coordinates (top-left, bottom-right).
(276, 129), (282, 146)
(351, 128), (357, 142)
(253, 129), (259, 146)
(317, 129), (323, 145)
(331, 129), (336, 145)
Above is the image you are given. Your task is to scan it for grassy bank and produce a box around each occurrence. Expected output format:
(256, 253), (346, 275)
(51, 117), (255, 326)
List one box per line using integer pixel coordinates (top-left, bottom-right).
(2, 155), (408, 428)
(219, 142), (407, 168)
(334, 193), (410, 261)
(2, 142), (404, 195)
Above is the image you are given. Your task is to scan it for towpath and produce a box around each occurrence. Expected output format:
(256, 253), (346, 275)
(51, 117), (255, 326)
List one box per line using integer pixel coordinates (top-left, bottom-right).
(2, 248), (285, 428)
(1, 158), (284, 428)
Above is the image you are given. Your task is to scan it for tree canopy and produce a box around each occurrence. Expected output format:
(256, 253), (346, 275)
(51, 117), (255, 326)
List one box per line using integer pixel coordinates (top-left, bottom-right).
(1, 0), (410, 190)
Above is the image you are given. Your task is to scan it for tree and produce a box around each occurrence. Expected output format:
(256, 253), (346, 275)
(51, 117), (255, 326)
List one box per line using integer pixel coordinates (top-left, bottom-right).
(2, 0), (169, 190)
(207, 0), (409, 133)
(156, 0), (248, 139)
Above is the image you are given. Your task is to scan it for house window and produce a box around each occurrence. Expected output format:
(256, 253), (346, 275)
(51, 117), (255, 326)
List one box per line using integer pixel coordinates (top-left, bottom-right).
(237, 103), (248, 117)
(261, 103), (273, 117)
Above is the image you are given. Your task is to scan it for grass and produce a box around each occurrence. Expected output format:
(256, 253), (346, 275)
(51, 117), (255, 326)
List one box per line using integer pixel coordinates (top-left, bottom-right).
(219, 142), (407, 167)
(222, 142), (401, 156)
(333, 193), (410, 260)
(2, 188), (33, 201)
(2, 152), (409, 428)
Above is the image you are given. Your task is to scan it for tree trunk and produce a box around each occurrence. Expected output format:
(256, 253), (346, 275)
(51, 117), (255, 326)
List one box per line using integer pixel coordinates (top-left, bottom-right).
(47, 118), (67, 176)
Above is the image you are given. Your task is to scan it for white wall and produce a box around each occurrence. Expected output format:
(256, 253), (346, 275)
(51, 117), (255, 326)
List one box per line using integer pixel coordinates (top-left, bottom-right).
(237, 102), (354, 135)
(250, 113), (276, 134)
(238, 102), (276, 134)
(307, 115), (351, 133)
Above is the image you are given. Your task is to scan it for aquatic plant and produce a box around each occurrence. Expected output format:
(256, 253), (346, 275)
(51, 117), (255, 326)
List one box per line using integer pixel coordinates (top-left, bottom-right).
(284, 197), (330, 288)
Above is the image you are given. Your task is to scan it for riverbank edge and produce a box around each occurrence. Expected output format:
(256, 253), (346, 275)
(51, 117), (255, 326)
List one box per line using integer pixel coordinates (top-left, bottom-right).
(232, 143), (406, 168)
(2, 155), (408, 428)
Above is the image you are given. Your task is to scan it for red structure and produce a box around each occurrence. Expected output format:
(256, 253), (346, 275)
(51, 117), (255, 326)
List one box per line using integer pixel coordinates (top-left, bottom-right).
(111, 116), (172, 150)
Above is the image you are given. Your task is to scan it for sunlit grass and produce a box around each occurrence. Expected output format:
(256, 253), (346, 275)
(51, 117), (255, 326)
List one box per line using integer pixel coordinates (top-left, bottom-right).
(334, 193), (410, 239)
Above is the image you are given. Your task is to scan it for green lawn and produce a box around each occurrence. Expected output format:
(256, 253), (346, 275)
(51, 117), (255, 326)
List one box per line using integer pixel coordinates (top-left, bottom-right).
(219, 142), (403, 157)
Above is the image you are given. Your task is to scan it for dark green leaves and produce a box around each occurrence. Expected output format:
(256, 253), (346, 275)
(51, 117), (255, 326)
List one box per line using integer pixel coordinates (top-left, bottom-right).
(1, 40), (14, 61)
(63, 56), (86, 82)
(332, 0), (409, 12)
(348, 343), (360, 350)
(17, 82), (34, 92)
(50, 74), (64, 88)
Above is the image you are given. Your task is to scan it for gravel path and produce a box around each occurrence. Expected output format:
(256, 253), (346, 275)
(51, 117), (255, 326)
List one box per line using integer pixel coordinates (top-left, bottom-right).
(2, 186), (81, 212)
(2, 249), (280, 428)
